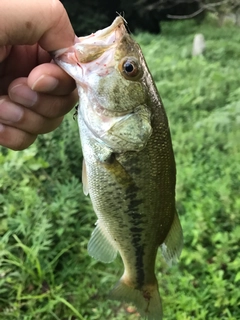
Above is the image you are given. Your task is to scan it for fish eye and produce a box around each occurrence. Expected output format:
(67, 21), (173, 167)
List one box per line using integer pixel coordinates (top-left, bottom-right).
(124, 61), (135, 74)
(120, 57), (141, 79)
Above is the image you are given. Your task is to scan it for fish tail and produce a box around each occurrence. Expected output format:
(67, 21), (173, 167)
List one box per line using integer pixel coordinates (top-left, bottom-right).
(110, 277), (163, 320)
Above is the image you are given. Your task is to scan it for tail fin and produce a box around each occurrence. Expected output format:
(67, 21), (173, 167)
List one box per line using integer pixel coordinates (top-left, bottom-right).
(110, 278), (163, 320)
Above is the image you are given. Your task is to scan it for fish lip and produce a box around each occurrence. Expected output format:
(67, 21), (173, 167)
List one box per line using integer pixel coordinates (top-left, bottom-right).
(77, 16), (126, 45)
(95, 16), (126, 38)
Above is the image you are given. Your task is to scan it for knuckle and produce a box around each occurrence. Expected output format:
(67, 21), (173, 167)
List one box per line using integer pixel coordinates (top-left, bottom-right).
(11, 131), (36, 151)
(0, 123), (36, 150)
(13, 136), (36, 151)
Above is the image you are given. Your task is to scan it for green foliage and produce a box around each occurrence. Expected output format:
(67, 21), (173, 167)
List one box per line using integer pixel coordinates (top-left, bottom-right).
(1, 20), (240, 319)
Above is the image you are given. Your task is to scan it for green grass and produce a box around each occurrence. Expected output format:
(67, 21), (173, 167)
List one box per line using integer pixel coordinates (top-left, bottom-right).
(1, 17), (240, 319)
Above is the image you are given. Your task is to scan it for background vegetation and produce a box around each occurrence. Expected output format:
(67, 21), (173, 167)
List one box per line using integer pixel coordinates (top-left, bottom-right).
(60, 0), (203, 34)
(60, 0), (239, 35)
(1, 15), (240, 320)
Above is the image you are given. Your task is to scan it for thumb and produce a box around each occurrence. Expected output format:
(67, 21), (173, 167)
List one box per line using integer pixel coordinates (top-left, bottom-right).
(0, 0), (75, 51)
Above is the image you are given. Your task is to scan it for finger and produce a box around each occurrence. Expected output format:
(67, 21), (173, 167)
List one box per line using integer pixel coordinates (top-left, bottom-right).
(0, 45), (39, 95)
(27, 63), (76, 94)
(0, 97), (63, 134)
(0, 123), (37, 151)
(0, 45), (12, 63)
(0, 0), (75, 51)
(8, 79), (78, 119)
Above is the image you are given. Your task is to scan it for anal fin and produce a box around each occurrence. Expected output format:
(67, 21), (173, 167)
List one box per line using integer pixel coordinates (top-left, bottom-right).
(88, 220), (118, 263)
(160, 212), (183, 266)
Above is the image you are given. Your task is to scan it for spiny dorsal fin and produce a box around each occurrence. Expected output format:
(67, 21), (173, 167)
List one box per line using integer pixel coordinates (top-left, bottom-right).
(88, 220), (118, 263)
(160, 212), (183, 266)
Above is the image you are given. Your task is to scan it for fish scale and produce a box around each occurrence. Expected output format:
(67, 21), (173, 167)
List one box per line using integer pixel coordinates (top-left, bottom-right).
(54, 16), (183, 320)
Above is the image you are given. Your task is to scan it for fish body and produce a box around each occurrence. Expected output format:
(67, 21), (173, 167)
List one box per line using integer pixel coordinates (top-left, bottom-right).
(54, 17), (183, 320)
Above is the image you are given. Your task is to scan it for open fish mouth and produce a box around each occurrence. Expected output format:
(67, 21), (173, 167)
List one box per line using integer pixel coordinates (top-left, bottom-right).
(53, 16), (127, 63)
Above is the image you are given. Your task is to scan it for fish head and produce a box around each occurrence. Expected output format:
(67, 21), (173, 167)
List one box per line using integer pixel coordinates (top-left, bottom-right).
(53, 17), (152, 152)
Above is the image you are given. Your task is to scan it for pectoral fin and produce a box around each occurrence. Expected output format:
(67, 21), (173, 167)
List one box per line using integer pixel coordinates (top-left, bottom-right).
(82, 159), (89, 196)
(88, 220), (118, 263)
(160, 212), (183, 266)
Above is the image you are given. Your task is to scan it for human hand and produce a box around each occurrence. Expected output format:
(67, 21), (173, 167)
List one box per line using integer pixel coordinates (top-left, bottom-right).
(0, 0), (78, 150)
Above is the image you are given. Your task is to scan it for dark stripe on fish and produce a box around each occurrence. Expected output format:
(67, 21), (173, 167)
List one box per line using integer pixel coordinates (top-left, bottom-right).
(132, 235), (145, 288)
(125, 185), (145, 288)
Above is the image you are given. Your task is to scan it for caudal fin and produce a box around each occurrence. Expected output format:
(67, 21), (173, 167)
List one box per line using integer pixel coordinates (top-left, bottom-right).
(110, 278), (163, 320)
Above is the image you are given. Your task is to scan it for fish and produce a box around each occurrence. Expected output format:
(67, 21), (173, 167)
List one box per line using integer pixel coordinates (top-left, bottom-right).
(53, 16), (183, 320)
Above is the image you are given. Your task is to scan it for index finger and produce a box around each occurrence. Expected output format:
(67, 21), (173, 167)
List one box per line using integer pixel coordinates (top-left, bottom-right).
(0, 0), (75, 51)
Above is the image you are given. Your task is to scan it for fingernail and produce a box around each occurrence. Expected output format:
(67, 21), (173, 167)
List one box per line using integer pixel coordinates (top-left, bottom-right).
(0, 99), (24, 122)
(9, 84), (38, 107)
(31, 75), (59, 92)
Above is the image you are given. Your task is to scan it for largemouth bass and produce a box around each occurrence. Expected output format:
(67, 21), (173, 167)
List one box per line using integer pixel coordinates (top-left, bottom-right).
(53, 16), (183, 320)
